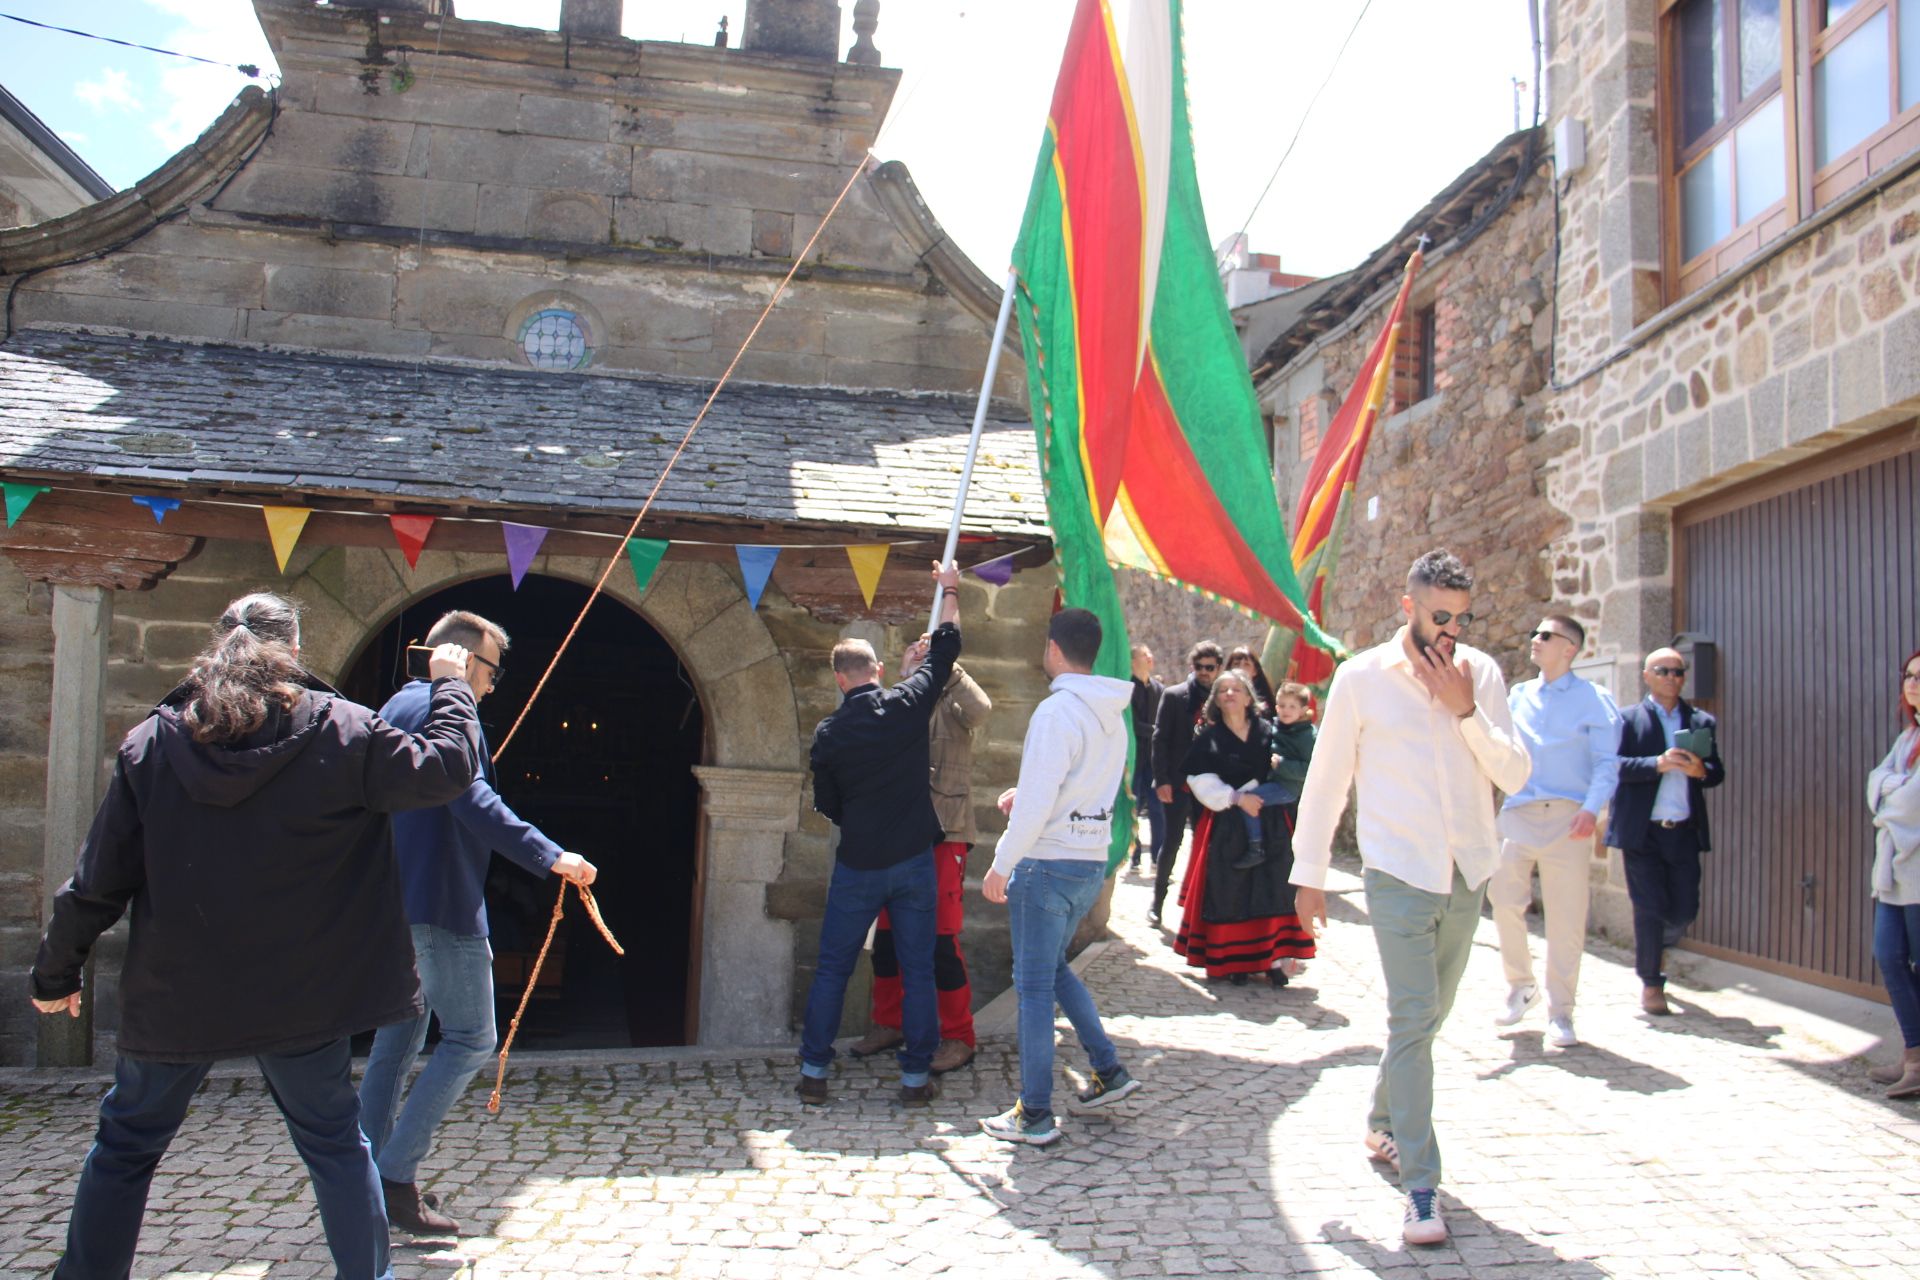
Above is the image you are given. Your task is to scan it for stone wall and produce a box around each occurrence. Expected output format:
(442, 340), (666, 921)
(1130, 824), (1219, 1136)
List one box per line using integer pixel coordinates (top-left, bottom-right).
(1259, 164), (1567, 687)
(0, 559), (53, 1064)
(1115, 569), (1257, 681)
(9, 2), (1021, 400)
(0, 533), (1055, 1065)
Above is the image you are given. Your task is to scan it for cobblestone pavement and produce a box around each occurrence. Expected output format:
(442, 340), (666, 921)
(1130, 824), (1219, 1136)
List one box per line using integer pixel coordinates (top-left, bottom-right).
(4, 863), (1917, 1279)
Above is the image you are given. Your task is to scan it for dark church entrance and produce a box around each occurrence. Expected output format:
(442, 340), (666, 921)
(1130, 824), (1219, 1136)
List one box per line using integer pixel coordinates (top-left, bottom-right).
(343, 574), (704, 1048)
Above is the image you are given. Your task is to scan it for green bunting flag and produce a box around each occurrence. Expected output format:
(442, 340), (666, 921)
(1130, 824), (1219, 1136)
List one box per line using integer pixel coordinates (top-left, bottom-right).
(3, 482), (49, 528)
(625, 537), (669, 596)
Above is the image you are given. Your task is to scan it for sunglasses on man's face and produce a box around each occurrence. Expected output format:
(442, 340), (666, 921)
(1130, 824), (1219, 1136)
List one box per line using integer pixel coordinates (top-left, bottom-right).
(1193, 661), (1220, 672)
(1648, 665), (1686, 678)
(473, 652), (504, 684)
(1427, 608), (1474, 628)
(1530, 629), (1574, 645)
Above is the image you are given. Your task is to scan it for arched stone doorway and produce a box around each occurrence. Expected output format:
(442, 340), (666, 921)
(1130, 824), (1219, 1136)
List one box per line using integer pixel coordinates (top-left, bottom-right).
(342, 573), (702, 1048)
(286, 544), (806, 1048)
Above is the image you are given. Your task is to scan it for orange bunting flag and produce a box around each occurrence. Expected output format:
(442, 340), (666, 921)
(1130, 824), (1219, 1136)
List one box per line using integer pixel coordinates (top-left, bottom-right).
(845, 544), (890, 611)
(389, 514), (435, 569)
(262, 506), (313, 574)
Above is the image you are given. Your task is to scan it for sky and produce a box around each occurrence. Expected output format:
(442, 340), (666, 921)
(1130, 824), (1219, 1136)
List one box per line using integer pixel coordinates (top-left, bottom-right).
(2, 0), (1538, 280)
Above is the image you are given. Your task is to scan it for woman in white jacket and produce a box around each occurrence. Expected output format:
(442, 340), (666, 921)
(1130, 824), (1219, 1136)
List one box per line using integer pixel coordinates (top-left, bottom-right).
(1868, 646), (1920, 1098)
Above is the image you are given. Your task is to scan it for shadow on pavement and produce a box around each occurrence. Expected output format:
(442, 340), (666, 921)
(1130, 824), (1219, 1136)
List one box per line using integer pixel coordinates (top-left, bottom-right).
(1479, 1029), (1691, 1093)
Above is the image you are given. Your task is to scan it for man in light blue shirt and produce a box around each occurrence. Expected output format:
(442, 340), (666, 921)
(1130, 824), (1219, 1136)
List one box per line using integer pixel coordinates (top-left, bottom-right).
(1489, 614), (1619, 1048)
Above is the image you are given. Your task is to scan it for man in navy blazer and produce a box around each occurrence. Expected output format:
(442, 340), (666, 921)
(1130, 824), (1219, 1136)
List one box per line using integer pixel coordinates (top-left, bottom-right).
(1606, 646), (1726, 1016)
(357, 610), (597, 1237)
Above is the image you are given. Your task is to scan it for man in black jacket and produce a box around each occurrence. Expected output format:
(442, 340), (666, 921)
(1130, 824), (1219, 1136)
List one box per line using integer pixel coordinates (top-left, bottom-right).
(30, 593), (482, 1280)
(798, 562), (961, 1106)
(1606, 646), (1727, 1015)
(1129, 642), (1164, 874)
(1149, 640), (1222, 924)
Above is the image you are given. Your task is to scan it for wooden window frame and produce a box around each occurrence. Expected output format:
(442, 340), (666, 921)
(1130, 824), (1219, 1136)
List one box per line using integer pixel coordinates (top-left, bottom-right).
(1661, 0), (1920, 298)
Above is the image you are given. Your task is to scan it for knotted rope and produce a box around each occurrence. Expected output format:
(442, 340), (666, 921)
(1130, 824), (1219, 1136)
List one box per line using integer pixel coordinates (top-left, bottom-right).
(487, 877), (624, 1114)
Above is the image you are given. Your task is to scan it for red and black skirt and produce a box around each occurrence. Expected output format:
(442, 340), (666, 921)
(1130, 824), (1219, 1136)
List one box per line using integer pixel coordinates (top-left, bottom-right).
(1172, 807), (1316, 977)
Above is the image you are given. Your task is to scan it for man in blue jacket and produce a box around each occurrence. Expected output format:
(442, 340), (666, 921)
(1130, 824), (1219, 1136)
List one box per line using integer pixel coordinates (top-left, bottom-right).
(1606, 645), (1726, 1016)
(358, 610), (596, 1236)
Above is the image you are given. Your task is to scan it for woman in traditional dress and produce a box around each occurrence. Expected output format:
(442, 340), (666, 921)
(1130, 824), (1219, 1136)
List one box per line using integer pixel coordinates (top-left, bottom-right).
(1172, 669), (1316, 987)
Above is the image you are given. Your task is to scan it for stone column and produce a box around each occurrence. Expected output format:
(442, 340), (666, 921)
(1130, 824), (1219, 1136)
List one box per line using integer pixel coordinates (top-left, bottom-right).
(691, 765), (804, 1045)
(742, 0), (842, 60)
(560, 0), (624, 38)
(38, 585), (112, 1068)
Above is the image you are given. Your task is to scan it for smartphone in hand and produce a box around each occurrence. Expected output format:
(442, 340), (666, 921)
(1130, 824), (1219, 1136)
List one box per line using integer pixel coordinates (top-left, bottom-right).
(405, 645), (436, 681)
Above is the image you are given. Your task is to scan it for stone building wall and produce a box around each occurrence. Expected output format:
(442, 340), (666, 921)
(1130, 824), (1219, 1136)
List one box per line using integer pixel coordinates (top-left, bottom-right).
(0, 530), (1054, 1065)
(1260, 163), (1567, 687)
(1114, 569), (1256, 680)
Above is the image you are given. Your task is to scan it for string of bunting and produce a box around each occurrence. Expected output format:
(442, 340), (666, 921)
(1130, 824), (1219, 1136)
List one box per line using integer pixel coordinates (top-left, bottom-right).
(0, 480), (1027, 609)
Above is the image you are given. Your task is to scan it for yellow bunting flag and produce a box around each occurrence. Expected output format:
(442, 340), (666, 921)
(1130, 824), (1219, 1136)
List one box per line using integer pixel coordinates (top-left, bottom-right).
(262, 506), (313, 573)
(845, 544), (890, 611)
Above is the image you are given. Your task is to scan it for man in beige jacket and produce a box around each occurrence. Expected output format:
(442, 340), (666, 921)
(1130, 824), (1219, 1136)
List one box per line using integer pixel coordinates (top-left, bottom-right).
(848, 636), (991, 1074)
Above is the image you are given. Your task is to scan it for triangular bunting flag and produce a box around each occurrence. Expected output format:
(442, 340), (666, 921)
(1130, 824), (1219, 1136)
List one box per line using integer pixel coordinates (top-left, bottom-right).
(501, 522), (548, 590)
(845, 544), (890, 610)
(261, 506), (312, 573)
(3, 482), (49, 528)
(389, 514), (435, 570)
(131, 495), (181, 525)
(970, 553), (1017, 586)
(625, 537), (670, 597)
(735, 545), (780, 609)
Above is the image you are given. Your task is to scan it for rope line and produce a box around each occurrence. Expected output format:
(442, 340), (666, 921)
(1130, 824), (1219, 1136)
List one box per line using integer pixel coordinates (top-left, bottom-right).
(487, 878), (624, 1114)
(0, 12), (262, 76)
(487, 149), (875, 765)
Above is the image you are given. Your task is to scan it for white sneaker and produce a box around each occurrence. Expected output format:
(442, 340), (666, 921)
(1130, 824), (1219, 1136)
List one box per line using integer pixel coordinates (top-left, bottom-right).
(1402, 1189), (1447, 1245)
(1547, 1014), (1579, 1048)
(1364, 1129), (1399, 1173)
(1493, 984), (1540, 1027)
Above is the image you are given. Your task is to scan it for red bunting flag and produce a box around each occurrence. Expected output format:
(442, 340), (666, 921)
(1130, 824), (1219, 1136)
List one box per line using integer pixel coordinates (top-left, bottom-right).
(389, 514), (435, 569)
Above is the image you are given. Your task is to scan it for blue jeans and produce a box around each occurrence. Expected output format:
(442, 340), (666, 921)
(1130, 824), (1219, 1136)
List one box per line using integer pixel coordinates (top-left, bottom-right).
(56, 1039), (390, 1280)
(359, 925), (497, 1184)
(800, 849), (939, 1083)
(1008, 857), (1121, 1115)
(1874, 900), (1920, 1048)
(1236, 780), (1295, 844)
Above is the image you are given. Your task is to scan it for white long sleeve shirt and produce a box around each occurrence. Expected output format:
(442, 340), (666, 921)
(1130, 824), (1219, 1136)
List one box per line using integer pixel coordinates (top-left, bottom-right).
(1291, 629), (1532, 895)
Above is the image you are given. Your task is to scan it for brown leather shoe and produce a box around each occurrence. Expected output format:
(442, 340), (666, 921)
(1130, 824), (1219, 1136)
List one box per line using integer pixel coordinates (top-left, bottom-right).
(795, 1074), (830, 1105)
(1885, 1047), (1920, 1099)
(930, 1038), (976, 1075)
(1641, 986), (1672, 1016)
(1869, 1060), (1905, 1085)
(898, 1078), (941, 1107)
(847, 1025), (904, 1058)
(381, 1177), (460, 1237)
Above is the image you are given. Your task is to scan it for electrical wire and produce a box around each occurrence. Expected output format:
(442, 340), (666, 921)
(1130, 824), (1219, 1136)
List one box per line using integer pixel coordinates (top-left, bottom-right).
(1222, 0), (1377, 264)
(0, 12), (262, 77)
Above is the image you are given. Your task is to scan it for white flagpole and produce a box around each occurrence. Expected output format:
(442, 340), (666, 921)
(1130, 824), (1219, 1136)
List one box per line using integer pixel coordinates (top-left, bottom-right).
(929, 268), (1020, 631)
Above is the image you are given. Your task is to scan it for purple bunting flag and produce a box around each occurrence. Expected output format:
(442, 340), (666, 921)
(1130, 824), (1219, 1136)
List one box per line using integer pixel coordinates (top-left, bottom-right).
(502, 522), (549, 590)
(131, 495), (182, 525)
(970, 553), (1017, 586)
(735, 545), (780, 609)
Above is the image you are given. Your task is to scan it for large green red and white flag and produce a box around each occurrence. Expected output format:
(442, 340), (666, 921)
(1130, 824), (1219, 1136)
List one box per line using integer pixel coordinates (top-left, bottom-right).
(1012, 0), (1339, 867)
(1013, 0), (1340, 662)
(1268, 248), (1424, 686)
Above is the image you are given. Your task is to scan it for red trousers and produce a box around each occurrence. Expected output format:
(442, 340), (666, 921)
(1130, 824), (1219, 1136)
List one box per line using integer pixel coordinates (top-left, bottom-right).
(870, 840), (974, 1045)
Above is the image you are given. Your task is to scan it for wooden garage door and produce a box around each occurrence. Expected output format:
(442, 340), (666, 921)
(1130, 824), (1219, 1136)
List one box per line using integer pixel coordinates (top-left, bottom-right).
(1676, 430), (1918, 997)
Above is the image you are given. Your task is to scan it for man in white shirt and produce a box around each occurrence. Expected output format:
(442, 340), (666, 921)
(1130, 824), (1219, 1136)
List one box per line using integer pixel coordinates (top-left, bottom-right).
(1292, 550), (1531, 1247)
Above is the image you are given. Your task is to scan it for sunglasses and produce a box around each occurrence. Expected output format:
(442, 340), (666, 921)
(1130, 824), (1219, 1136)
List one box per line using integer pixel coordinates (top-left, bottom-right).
(472, 652), (505, 684)
(1902, 669), (1920, 683)
(1427, 608), (1475, 627)
(1193, 661), (1220, 672)
(1648, 665), (1687, 678)
(1530, 629), (1574, 645)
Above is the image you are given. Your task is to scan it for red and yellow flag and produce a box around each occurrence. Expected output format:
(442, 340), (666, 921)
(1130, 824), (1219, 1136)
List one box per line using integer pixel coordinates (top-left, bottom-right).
(1277, 248), (1424, 684)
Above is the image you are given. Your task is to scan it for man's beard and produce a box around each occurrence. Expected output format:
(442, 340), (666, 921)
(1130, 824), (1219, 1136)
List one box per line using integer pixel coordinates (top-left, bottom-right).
(1411, 617), (1455, 660)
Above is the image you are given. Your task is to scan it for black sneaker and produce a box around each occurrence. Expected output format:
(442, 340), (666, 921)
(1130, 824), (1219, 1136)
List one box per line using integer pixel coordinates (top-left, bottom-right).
(795, 1074), (829, 1105)
(1232, 843), (1268, 871)
(1069, 1065), (1141, 1113)
(898, 1079), (940, 1107)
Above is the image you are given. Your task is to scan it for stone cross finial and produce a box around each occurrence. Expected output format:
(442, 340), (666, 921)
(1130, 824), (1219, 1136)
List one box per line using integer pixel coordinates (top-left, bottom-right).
(848, 0), (881, 65)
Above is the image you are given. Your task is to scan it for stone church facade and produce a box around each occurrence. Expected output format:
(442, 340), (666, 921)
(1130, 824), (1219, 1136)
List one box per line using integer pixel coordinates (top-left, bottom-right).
(0, 0), (1057, 1066)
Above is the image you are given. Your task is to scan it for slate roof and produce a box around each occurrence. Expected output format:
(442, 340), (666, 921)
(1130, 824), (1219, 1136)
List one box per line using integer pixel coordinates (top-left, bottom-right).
(0, 328), (1049, 539)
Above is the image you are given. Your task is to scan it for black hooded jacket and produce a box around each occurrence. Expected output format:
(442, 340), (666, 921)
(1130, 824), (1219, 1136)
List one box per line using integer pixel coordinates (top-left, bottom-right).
(31, 675), (483, 1062)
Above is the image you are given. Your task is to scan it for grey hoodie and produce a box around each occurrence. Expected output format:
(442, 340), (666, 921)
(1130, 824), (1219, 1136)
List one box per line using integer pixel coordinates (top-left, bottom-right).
(991, 672), (1135, 876)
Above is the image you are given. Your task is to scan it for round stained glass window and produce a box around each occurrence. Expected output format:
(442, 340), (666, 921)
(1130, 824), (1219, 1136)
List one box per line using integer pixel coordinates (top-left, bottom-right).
(518, 308), (592, 371)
